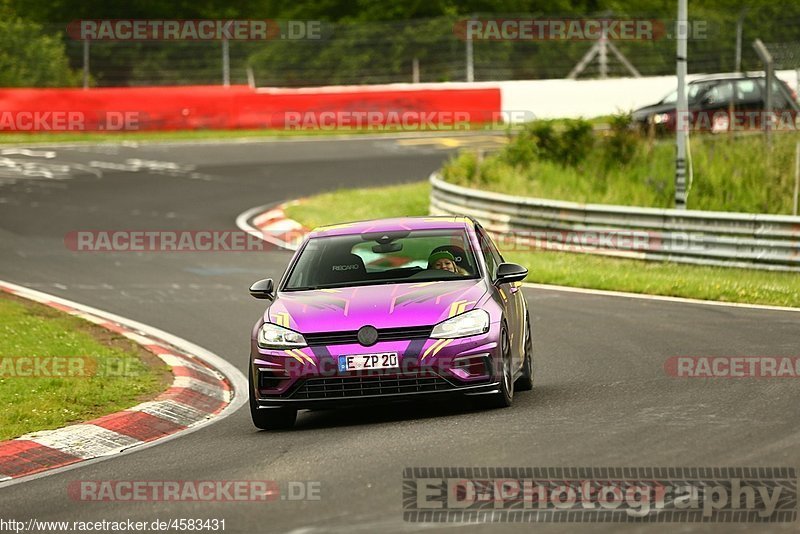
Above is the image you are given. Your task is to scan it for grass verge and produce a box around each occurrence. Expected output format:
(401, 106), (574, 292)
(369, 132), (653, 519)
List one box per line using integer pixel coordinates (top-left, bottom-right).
(443, 119), (800, 215)
(283, 181), (800, 308)
(0, 123), (509, 145)
(0, 293), (171, 441)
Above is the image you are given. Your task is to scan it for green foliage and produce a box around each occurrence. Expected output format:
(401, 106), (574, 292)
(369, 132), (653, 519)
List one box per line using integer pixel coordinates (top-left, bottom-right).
(0, 10), (80, 87)
(602, 112), (640, 166)
(443, 121), (800, 215)
(502, 119), (594, 167)
(559, 119), (594, 165)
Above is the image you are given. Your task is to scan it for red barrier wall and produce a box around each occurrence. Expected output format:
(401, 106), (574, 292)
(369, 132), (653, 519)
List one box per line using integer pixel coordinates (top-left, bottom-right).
(0, 85), (502, 131)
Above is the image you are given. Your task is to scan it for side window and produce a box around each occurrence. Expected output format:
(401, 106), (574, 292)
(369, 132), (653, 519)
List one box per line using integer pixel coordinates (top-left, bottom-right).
(735, 79), (761, 104)
(476, 228), (501, 279)
(703, 81), (733, 106)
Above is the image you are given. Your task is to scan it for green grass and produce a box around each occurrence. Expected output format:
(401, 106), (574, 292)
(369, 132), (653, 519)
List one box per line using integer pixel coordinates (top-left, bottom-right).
(443, 128), (800, 215)
(0, 294), (169, 440)
(0, 122), (509, 145)
(283, 181), (800, 308)
(285, 181), (430, 230)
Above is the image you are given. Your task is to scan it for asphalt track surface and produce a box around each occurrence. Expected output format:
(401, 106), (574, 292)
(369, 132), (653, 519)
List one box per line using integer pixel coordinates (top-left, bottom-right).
(1, 134), (799, 533)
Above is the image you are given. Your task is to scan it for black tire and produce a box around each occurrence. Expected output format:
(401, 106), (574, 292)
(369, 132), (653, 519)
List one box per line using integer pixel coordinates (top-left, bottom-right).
(515, 313), (534, 392)
(249, 368), (297, 430)
(485, 326), (513, 409)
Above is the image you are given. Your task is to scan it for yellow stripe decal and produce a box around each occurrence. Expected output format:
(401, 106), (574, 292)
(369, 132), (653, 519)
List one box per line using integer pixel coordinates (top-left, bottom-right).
(430, 339), (454, 358)
(283, 350), (305, 365)
(448, 300), (466, 318)
(274, 312), (290, 328)
(292, 349), (316, 367)
(421, 339), (447, 361)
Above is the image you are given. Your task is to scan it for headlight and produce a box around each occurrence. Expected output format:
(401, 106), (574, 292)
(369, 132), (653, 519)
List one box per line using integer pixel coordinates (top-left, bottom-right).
(652, 113), (670, 124)
(258, 323), (307, 349)
(431, 309), (490, 339)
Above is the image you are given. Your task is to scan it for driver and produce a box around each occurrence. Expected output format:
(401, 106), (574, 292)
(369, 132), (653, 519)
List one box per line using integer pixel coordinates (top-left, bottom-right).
(427, 250), (467, 274)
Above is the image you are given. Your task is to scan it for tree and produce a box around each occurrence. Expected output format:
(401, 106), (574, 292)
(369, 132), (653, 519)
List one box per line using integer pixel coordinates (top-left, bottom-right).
(0, 8), (80, 87)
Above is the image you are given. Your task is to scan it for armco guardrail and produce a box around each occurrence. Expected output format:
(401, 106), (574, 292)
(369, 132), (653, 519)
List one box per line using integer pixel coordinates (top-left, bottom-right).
(429, 174), (800, 272)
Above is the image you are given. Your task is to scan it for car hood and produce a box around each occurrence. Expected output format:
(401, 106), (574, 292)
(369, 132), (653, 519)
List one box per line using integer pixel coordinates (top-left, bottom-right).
(632, 102), (675, 120)
(265, 279), (489, 333)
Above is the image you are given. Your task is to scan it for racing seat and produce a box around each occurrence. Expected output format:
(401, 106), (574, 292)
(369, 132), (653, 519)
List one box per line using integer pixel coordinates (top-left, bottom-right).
(319, 251), (367, 285)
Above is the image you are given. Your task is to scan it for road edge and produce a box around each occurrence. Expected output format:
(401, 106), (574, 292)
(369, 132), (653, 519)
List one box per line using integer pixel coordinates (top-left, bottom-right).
(0, 280), (248, 487)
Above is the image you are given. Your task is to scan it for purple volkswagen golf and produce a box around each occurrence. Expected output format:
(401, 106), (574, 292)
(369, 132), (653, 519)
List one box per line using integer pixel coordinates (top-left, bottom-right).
(248, 216), (533, 429)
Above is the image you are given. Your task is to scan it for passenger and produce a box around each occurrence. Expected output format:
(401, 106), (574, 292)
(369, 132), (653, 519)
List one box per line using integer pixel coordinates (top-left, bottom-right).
(427, 250), (468, 275)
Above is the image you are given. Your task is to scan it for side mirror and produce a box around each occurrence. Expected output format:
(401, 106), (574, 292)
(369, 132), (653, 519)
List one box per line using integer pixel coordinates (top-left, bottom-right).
(495, 263), (528, 285)
(249, 278), (275, 300)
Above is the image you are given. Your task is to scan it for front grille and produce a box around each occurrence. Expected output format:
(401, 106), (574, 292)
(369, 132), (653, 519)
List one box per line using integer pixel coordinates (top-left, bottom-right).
(289, 373), (454, 399)
(303, 325), (432, 346)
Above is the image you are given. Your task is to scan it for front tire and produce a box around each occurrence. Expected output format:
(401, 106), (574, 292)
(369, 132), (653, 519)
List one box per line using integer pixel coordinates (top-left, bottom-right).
(249, 368), (297, 430)
(515, 313), (534, 391)
(485, 327), (513, 408)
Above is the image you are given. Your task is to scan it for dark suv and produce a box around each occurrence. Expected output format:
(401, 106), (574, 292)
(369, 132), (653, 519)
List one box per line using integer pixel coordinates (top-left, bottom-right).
(632, 74), (799, 134)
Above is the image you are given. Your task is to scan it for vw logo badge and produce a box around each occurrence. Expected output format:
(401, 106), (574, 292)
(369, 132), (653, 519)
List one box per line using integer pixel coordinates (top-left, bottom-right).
(357, 325), (379, 347)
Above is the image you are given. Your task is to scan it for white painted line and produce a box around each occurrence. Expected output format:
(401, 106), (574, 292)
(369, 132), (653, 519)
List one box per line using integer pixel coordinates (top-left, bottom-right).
(262, 218), (303, 233)
(134, 400), (212, 427)
(157, 353), (225, 380)
(173, 376), (230, 401)
(121, 331), (156, 346)
(236, 202), (300, 251)
(252, 209), (283, 227)
(1, 148), (56, 158)
(73, 312), (108, 325)
(524, 282), (800, 314)
(23, 425), (142, 459)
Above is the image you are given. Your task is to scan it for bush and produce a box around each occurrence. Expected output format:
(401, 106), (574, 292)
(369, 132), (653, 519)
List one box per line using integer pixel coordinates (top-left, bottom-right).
(602, 112), (641, 166)
(0, 12), (80, 87)
(560, 119), (594, 166)
(501, 129), (538, 168)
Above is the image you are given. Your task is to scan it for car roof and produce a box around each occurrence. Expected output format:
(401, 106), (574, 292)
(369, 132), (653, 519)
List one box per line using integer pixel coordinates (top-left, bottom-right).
(308, 216), (475, 238)
(690, 72), (775, 83)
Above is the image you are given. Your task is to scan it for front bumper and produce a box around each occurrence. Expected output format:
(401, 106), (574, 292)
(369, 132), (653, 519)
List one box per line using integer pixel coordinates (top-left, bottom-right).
(250, 324), (503, 410)
(253, 374), (501, 410)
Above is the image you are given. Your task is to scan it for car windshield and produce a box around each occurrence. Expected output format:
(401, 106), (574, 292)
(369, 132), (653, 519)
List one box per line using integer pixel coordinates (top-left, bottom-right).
(660, 81), (716, 105)
(283, 228), (480, 290)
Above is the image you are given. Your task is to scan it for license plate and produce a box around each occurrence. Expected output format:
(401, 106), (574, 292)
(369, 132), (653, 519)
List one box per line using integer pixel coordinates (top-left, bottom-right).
(338, 353), (398, 372)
